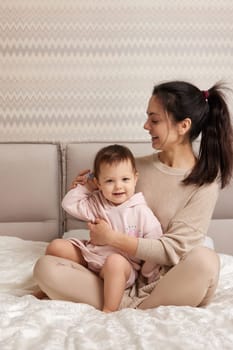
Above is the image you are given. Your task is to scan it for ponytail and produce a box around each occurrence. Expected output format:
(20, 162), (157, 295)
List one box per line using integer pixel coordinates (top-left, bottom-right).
(152, 81), (233, 188)
(183, 83), (233, 188)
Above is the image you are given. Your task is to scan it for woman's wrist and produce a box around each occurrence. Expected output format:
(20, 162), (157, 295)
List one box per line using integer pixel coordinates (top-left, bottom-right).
(110, 231), (138, 256)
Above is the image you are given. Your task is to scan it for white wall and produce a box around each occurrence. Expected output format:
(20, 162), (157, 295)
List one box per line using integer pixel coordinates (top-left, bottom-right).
(0, 0), (233, 142)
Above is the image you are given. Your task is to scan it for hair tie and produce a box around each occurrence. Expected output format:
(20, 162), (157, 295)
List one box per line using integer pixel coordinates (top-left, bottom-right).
(202, 90), (209, 102)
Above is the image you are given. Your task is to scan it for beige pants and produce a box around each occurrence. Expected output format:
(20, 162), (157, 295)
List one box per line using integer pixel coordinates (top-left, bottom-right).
(33, 246), (220, 310)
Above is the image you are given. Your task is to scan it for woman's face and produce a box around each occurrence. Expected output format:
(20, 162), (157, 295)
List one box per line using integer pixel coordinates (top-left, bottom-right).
(144, 95), (182, 151)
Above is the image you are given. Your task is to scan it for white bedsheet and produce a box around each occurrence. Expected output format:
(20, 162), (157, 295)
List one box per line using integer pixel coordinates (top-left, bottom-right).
(0, 236), (232, 350)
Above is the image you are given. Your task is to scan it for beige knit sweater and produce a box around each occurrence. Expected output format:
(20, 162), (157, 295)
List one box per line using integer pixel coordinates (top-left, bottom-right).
(134, 153), (219, 267)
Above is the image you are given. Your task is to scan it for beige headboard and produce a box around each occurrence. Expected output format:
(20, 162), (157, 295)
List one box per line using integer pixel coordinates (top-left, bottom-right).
(0, 143), (62, 241)
(0, 142), (232, 254)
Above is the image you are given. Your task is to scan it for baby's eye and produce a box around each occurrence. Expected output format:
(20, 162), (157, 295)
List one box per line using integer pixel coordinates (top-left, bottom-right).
(123, 177), (130, 182)
(106, 179), (113, 183)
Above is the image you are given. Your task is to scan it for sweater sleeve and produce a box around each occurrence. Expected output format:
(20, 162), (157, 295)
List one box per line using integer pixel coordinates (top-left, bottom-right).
(135, 181), (219, 266)
(61, 185), (98, 222)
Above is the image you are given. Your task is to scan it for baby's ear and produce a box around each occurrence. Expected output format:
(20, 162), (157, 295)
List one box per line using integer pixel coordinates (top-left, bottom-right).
(93, 177), (100, 188)
(135, 171), (139, 183)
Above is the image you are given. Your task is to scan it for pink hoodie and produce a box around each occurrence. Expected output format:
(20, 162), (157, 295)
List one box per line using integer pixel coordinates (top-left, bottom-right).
(62, 185), (162, 286)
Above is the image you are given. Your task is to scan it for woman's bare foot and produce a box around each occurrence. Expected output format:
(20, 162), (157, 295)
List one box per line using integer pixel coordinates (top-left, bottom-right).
(31, 289), (47, 299)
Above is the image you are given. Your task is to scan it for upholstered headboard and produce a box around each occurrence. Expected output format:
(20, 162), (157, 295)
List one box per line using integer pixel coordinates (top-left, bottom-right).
(0, 142), (232, 254)
(0, 143), (62, 241)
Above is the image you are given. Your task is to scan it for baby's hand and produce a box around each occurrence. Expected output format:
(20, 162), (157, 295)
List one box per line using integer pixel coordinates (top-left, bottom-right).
(70, 169), (98, 192)
(70, 169), (90, 189)
(86, 172), (98, 192)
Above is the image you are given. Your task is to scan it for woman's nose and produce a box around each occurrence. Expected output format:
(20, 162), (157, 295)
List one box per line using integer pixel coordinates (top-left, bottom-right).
(144, 119), (149, 130)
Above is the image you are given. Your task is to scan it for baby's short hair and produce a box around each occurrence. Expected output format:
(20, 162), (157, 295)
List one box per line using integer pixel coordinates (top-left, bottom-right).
(93, 144), (137, 179)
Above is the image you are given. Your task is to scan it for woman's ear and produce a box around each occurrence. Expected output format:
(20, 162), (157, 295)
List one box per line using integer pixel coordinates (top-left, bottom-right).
(178, 117), (192, 135)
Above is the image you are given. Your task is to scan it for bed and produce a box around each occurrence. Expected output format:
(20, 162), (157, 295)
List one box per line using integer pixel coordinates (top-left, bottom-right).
(0, 142), (233, 350)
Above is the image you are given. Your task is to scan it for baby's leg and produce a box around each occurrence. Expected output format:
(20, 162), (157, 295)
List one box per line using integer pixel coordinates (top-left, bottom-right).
(46, 238), (87, 266)
(100, 254), (132, 313)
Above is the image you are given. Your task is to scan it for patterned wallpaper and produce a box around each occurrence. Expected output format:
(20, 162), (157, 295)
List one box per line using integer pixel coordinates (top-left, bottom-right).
(1, 0), (233, 142)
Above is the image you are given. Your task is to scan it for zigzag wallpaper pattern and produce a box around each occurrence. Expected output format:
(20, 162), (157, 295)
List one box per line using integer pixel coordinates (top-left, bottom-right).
(0, 0), (233, 142)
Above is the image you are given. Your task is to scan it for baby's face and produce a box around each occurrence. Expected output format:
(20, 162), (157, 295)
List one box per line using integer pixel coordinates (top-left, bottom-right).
(96, 160), (138, 205)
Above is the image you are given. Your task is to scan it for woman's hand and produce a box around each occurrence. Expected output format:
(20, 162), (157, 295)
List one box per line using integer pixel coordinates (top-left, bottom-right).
(88, 218), (138, 256)
(88, 218), (115, 246)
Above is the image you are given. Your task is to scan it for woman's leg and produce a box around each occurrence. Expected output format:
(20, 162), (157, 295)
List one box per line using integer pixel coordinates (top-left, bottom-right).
(100, 254), (132, 313)
(138, 246), (220, 309)
(32, 239), (86, 299)
(33, 255), (104, 309)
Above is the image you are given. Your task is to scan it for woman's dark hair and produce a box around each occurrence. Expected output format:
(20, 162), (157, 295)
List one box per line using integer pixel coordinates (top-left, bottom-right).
(152, 81), (233, 188)
(93, 144), (137, 179)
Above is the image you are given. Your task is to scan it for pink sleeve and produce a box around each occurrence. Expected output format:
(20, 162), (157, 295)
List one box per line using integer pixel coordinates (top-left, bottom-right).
(61, 185), (97, 222)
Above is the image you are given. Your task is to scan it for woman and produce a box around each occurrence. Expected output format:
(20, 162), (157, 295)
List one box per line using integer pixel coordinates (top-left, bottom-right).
(34, 81), (233, 310)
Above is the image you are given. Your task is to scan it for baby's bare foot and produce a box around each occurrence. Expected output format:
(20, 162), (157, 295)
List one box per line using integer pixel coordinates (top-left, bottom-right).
(102, 307), (113, 313)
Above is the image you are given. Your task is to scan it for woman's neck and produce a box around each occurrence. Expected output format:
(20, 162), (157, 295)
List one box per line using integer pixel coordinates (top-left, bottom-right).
(158, 145), (196, 170)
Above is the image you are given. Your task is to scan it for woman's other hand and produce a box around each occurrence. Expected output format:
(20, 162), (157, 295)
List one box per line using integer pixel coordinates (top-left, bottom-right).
(88, 218), (114, 246)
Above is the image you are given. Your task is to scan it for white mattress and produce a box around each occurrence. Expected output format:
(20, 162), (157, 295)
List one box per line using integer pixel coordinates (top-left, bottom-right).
(0, 236), (233, 350)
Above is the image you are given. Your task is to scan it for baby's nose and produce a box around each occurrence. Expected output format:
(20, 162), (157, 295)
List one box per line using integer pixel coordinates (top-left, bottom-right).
(115, 181), (122, 189)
